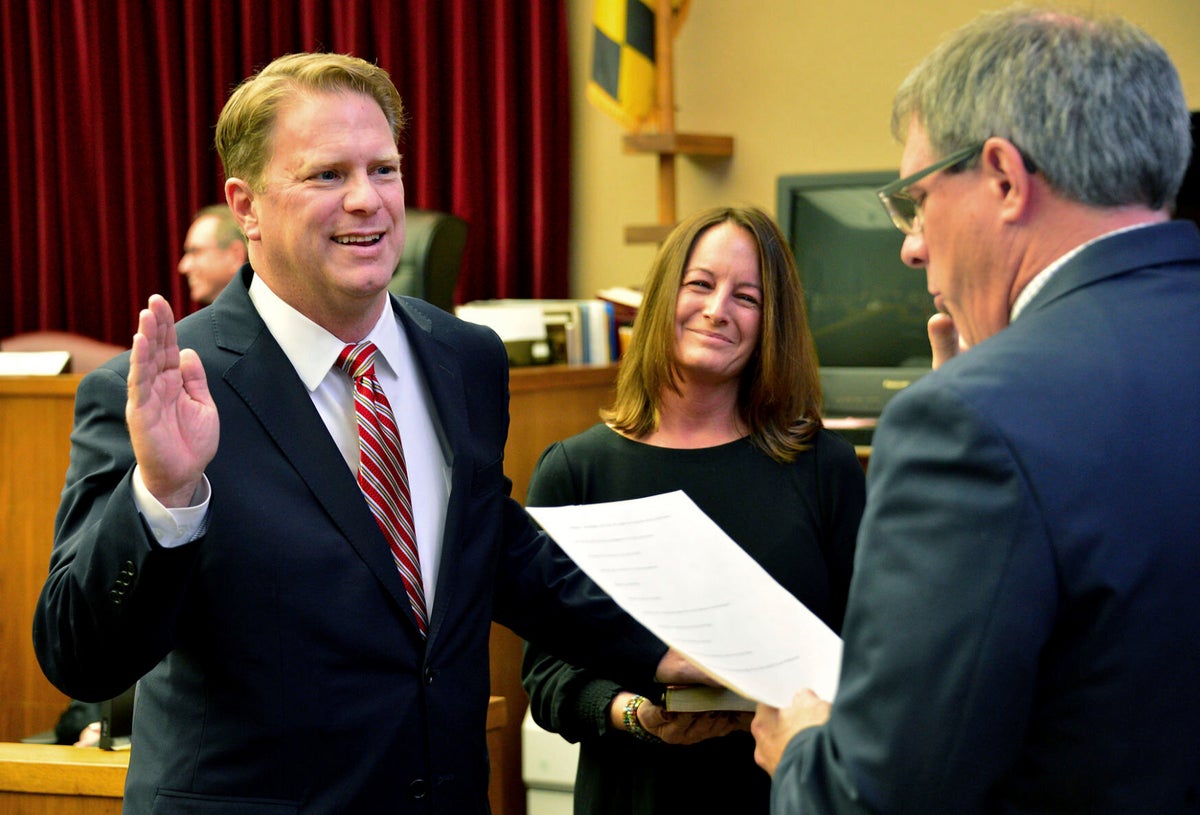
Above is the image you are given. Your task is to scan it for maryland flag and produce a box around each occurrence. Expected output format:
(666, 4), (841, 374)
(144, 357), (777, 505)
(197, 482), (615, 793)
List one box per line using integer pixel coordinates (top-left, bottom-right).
(587, 0), (690, 131)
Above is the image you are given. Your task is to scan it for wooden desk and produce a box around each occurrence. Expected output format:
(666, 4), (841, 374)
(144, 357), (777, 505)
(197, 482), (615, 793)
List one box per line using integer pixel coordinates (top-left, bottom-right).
(0, 376), (79, 742)
(503, 363), (619, 504)
(0, 742), (126, 815)
(0, 698), (506, 814)
(822, 416), (875, 471)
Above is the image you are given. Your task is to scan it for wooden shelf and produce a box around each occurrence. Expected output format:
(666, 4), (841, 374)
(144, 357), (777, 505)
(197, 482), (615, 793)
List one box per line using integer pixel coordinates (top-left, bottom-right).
(621, 132), (735, 244)
(0, 376), (80, 745)
(622, 132), (734, 157)
(624, 224), (676, 244)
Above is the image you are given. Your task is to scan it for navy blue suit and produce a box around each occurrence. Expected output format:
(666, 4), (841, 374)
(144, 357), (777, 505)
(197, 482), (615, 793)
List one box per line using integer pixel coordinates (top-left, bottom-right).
(772, 221), (1200, 813)
(35, 268), (663, 814)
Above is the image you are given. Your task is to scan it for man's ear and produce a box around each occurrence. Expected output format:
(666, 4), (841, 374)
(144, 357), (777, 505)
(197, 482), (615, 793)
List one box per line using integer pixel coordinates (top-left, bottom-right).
(225, 178), (260, 241)
(981, 137), (1033, 225)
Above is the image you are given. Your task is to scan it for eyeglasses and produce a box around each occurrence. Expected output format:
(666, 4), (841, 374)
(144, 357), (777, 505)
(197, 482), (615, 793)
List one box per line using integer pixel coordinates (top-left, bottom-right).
(181, 244), (226, 257)
(876, 142), (985, 235)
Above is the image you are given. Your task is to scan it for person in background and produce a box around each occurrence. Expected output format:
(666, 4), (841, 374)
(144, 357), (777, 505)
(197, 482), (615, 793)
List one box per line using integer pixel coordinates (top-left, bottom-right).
(33, 52), (697, 813)
(51, 699), (101, 747)
(752, 7), (1200, 813)
(523, 205), (866, 815)
(177, 203), (247, 306)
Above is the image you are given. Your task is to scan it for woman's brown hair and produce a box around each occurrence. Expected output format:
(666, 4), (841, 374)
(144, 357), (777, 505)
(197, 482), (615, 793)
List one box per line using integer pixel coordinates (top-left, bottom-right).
(603, 205), (823, 463)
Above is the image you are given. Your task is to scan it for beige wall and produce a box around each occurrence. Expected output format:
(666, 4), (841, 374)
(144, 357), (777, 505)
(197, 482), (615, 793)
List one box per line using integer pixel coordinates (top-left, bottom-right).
(566, 0), (1200, 297)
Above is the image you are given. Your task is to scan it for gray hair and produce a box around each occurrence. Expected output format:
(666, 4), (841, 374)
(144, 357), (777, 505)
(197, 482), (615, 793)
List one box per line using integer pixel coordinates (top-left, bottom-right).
(193, 204), (246, 249)
(891, 6), (1191, 210)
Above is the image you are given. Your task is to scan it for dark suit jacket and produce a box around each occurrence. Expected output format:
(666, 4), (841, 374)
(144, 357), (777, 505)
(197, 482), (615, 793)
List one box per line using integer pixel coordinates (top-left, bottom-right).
(34, 267), (663, 814)
(772, 221), (1200, 813)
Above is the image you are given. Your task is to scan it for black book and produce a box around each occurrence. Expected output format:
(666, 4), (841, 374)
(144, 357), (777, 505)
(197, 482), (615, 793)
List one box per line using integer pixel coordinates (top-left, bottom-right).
(99, 685), (135, 751)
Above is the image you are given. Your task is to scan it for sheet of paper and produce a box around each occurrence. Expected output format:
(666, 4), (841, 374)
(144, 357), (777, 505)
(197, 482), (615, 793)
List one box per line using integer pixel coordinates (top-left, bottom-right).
(0, 351), (70, 376)
(527, 490), (842, 707)
(454, 303), (547, 341)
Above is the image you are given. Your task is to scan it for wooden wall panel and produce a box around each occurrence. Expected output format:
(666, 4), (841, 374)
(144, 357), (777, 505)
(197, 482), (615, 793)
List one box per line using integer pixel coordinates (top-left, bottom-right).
(0, 376), (80, 742)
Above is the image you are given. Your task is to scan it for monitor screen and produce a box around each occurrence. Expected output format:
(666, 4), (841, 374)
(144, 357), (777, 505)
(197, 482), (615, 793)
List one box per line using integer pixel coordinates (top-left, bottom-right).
(777, 171), (934, 418)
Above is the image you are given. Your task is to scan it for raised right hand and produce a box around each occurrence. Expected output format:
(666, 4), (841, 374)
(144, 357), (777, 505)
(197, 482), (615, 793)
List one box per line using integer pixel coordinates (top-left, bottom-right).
(126, 295), (218, 507)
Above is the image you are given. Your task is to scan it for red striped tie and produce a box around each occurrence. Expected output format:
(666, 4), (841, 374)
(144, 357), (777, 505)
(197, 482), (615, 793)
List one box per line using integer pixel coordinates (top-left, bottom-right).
(337, 342), (428, 636)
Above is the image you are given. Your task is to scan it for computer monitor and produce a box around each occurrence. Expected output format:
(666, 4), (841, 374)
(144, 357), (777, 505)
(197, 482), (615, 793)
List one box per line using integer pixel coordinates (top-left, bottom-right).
(777, 170), (933, 420)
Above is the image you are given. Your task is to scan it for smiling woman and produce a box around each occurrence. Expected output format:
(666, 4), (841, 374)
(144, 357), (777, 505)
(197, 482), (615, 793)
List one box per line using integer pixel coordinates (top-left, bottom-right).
(608, 206), (826, 460)
(520, 204), (866, 815)
(669, 220), (764, 401)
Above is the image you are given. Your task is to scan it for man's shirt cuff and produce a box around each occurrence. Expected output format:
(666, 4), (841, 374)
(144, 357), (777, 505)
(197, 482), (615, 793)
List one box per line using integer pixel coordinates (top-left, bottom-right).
(131, 466), (211, 548)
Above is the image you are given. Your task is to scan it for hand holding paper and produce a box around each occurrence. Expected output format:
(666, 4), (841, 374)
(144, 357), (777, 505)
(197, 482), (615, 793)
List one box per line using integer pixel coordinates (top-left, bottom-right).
(527, 490), (842, 707)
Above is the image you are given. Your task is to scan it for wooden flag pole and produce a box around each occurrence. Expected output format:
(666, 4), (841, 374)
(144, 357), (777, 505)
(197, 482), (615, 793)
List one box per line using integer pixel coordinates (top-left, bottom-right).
(654, 0), (677, 228)
(623, 2), (734, 244)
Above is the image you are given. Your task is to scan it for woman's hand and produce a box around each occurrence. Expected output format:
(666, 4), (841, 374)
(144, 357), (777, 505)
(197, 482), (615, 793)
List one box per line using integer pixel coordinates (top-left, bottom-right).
(611, 691), (751, 746)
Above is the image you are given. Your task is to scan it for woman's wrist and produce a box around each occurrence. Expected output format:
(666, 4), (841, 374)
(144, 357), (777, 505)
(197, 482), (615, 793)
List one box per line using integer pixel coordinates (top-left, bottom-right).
(609, 692), (635, 732)
(617, 693), (659, 742)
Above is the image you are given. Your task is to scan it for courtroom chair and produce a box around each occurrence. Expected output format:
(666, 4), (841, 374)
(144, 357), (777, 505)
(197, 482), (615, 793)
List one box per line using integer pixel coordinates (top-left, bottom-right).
(389, 208), (468, 313)
(0, 331), (126, 373)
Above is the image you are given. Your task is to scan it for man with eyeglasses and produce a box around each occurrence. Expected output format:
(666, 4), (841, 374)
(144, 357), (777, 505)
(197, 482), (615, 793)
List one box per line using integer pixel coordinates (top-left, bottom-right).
(751, 7), (1200, 814)
(177, 204), (248, 306)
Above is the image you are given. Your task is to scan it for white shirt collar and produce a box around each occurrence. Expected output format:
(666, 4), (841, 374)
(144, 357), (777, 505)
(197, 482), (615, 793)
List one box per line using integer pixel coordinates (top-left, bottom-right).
(247, 274), (404, 389)
(1011, 222), (1151, 322)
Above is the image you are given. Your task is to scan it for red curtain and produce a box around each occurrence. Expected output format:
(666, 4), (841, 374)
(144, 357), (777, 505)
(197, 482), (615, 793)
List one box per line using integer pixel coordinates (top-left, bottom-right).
(0, 0), (570, 345)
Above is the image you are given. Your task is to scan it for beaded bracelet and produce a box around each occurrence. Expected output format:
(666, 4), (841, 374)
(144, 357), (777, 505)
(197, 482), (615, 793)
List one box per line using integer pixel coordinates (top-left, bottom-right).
(622, 694), (658, 742)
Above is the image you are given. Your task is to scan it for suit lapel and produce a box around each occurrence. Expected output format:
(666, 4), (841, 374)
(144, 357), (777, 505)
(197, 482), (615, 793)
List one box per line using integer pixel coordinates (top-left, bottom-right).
(207, 275), (421, 630)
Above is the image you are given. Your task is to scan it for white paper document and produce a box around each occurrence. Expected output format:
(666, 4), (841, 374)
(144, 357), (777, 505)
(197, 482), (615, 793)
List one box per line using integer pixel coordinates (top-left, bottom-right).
(0, 351), (70, 376)
(526, 490), (842, 708)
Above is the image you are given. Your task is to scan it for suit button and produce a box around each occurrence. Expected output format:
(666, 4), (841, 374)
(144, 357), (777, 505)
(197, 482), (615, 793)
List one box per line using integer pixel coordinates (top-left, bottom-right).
(409, 778), (429, 799)
(424, 668), (435, 685)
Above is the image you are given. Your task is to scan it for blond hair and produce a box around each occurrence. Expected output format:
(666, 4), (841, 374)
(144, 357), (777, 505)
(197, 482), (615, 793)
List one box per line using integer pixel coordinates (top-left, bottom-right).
(215, 52), (406, 190)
